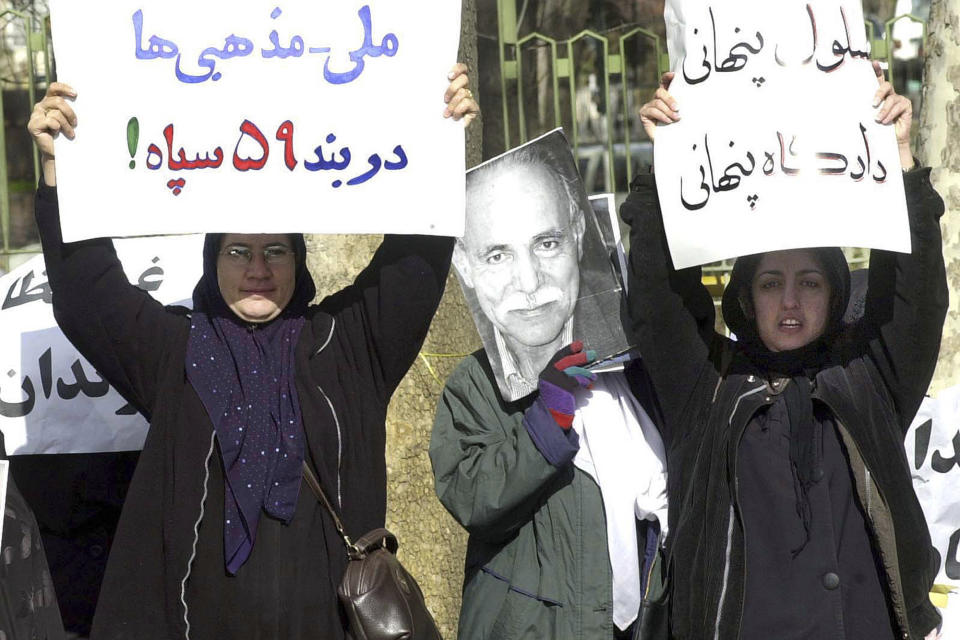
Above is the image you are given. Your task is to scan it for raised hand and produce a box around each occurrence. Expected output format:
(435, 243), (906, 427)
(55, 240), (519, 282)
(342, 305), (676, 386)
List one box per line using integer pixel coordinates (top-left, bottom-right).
(871, 61), (914, 170)
(639, 72), (678, 143)
(537, 341), (597, 429)
(443, 62), (479, 127)
(27, 82), (78, 187)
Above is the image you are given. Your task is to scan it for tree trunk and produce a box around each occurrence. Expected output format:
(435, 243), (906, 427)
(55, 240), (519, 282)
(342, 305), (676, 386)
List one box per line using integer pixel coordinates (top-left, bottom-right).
(918, 0), (960, 394)
(305, 2), (481, 636)
(382, 5), (481, 638)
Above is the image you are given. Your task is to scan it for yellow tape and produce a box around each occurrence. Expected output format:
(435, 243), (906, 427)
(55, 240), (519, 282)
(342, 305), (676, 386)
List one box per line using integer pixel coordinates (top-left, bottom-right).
(419, 352), (475, 358)
(418, 353), (444, 386)
(930, 584), (956, 609)
(417, 351), (475, 386)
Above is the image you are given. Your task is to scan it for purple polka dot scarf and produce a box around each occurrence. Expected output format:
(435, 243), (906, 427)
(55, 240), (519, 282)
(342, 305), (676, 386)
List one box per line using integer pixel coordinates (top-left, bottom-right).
(186, 233), (316, 575)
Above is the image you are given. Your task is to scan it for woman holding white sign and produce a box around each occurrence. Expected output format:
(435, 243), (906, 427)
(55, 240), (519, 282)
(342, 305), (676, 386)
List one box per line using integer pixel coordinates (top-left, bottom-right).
(29, 68), (477, 639)
(623, 65), (944, 639)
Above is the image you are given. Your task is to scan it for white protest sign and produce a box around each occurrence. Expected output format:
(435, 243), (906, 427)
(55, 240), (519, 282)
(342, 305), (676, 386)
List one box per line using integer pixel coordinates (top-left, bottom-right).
(0, 236), (202, 454)
(906, 387), (960, 633)
(49, 1), (464, 241)
(657, 0), (909, 268)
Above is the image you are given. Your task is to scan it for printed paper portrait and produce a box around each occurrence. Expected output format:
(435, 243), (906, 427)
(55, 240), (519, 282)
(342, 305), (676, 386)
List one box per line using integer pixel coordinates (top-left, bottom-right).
(454, 129), (634, 402)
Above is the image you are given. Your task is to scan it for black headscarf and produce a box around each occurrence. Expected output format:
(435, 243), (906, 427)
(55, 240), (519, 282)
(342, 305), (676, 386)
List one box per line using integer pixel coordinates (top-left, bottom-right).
(721, 248), (850, 369)
(185, 233), (316, 574)
(721, 247), (850, 554)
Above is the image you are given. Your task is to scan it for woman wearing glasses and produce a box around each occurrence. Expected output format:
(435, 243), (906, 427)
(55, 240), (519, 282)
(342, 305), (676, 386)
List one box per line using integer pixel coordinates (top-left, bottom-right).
(28, 68), (477, 640)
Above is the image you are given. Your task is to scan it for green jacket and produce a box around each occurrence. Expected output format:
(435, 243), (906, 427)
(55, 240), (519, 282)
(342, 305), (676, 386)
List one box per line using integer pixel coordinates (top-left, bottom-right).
(430, 352), (616, 639)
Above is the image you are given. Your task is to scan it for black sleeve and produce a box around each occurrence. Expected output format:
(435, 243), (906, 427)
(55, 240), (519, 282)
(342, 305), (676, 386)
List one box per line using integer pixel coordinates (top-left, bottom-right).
(34, 184), (186, 418)
(318, 234), (454, 405)
(860, 168), (947, 433)
(620, 174), (721, 444)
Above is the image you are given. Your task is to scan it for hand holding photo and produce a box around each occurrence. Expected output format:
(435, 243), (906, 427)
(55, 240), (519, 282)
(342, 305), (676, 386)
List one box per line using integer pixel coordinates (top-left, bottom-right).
(454, 129), (634, 402)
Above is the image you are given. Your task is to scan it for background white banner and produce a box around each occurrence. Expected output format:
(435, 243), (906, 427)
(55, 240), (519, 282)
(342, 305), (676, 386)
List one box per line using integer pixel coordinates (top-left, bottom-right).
(49, 0), (465, 240)
(908, 387), (960, 634)
(0, 236), (202, 454)
(658, 0), (909, 268)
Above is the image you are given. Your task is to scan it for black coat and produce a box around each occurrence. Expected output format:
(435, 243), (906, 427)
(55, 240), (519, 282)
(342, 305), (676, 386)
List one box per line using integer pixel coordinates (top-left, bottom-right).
(0, 454), (66, 640)
(620, 168), (946, 639)
(35, 183), (453, 639)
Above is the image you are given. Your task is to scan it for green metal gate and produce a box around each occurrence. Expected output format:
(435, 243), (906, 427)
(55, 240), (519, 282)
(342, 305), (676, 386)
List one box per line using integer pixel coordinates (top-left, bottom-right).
(0, 9), (52, 272)
(495, 0), (926, 200)
(496, 0), (669, 194)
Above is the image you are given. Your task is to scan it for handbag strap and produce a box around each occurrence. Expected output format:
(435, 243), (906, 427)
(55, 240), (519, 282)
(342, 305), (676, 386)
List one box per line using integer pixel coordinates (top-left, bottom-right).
(353, 528), (399, 555)
(301, 461), (364, 559)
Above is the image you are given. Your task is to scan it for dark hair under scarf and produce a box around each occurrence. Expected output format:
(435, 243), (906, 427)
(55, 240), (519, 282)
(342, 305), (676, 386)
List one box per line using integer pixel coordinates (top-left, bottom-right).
(721, 248), (850, 358)
(721, 247), (850, 555)
(186, 233), (316, 574)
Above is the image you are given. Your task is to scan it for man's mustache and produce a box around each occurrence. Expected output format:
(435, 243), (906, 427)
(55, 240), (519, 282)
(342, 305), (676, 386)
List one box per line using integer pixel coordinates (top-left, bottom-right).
(497, 286), (564, 313)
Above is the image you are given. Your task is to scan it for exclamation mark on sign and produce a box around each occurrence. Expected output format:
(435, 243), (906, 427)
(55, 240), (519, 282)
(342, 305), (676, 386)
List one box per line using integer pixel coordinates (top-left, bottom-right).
(127, 117), (139, 169)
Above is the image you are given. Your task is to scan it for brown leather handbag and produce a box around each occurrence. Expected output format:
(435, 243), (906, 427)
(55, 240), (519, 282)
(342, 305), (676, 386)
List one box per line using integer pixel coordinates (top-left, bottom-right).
(302, 462), (443, 640)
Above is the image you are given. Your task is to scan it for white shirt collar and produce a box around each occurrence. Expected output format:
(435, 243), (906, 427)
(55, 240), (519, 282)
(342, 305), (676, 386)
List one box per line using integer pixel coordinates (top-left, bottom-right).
(493, 319), (574, 401)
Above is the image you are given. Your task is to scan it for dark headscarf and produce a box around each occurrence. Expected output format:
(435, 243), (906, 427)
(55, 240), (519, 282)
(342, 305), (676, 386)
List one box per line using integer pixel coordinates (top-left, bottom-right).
(721, 247), (850, 554)
(185, 233), (316, 574)
(721, 248), (850, 365)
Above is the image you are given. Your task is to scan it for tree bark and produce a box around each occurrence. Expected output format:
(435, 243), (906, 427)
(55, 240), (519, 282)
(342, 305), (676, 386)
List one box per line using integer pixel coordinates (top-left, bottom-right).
(305, 2), (481, 636)
(382, 5), (481, 638)
(918, 0), (960, 394)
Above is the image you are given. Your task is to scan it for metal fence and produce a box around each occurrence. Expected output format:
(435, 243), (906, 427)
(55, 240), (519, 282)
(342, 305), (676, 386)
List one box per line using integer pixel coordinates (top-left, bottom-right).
(495, 1), (927, 197)
(0, 8), (51, 272)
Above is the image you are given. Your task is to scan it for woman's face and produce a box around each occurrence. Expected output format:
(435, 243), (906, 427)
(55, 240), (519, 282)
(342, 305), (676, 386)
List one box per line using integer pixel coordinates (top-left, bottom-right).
(216, 234), (296, 323)
(749, 249), (832, 352)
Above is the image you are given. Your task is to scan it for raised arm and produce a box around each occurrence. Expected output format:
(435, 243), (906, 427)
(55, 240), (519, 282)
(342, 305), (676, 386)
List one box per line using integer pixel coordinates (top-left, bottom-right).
(314, 64), (478, 402)
(620, 74), (720, 439)
(858, 67), (947, 433)
(861, 170), (946, 432)
(30, 85), (187, 416)
(318, 231), (455, 402)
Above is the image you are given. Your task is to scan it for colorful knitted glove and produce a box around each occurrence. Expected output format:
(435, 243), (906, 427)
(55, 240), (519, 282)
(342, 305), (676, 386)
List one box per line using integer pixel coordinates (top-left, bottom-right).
(537, 341), (597, 430)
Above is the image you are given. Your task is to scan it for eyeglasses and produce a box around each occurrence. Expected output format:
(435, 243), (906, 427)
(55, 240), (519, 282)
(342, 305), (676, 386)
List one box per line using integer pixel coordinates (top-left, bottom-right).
(219, 244), (295, 267)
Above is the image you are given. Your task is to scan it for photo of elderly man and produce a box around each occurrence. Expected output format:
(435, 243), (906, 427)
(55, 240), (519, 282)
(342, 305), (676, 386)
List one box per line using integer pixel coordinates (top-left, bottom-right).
(453, 130), (631, 401)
